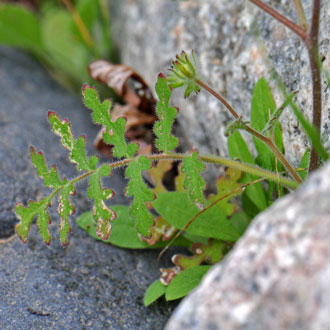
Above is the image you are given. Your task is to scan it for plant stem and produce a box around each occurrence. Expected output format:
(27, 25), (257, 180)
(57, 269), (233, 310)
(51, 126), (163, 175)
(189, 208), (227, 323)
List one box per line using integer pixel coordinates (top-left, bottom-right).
(248, 0), (307, 40)
(306, 0), (322, 172)
(250, 0), (323, 172)
(61, 0), (97, 55)
(47, 152), (298, 206)
(292, 0), (308, 30)
(158, 178), (265, 259)
(244, 126), (302, 183)
(196, 80), (302, 183)
(197, 80), (239, 119)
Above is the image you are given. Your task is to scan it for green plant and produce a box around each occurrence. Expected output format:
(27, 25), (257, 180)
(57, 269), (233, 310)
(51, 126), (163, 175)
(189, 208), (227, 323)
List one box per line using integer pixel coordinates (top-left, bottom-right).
(14, 0), (328, 306)
(0, 0), (113, 91)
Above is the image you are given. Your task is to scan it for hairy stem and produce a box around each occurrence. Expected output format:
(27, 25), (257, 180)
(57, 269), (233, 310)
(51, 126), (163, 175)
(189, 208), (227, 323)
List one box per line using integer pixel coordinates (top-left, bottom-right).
(306, 0), (322, 172)
(248, 0), (307, 40)
(46, 152), (298, 209)
(196, 80), (302, 183)
(197, 80), (239, 119)
(244, 126), (302, 183)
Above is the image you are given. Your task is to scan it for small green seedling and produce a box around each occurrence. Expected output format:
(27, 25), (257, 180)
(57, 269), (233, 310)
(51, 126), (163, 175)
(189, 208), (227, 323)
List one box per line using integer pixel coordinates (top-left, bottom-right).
(15, 0), (328, 306)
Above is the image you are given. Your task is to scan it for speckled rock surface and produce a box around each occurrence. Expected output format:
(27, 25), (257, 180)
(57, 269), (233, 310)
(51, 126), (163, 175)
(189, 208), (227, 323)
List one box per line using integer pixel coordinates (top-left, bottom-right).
(166, 160), (330, 330)
(0, 47), (176, 329)
(110, 0), (330, 179)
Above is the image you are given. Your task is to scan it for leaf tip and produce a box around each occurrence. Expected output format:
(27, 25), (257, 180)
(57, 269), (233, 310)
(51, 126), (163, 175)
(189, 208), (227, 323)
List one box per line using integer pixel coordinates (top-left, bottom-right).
(82, 83), (90, 93)
(47, 111), (58, 119)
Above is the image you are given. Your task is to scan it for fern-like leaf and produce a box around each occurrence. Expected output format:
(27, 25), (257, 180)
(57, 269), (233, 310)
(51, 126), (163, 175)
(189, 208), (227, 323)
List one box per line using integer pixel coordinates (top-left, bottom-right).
(82, 85), (138, 158)
(58, 183), (75, 245)
(125, 156), (155, 237)
(30, 146), (64, 188)
(16, 146), (68, 245)
(181, 152), (206, 205)
(15, 110), (107, 245)
(153, 74), (179, 153)
(48, 111), (98, 171)
(15, 198), (51, 245)
(88, 164), (116, 240)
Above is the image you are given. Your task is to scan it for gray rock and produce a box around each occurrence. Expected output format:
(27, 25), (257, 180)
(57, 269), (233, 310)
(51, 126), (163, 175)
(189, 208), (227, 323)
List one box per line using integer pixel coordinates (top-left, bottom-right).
(110, 0), (330, 179)
(0, 47), (177, 329)
(166, 160), (330, 330)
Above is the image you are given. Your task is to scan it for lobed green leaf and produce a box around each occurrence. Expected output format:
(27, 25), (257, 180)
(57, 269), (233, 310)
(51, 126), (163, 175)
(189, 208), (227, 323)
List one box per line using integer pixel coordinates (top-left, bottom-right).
(82, 85), (138, 158)
(88, 164), (116, 240)
(48, 111), (97, 171)
(153, 74), (179, 153)
(181, 152), (206, 205)
(58, 183), (75, 246)
(125, 156), (155, 237)
(15, 198), (51, 245)
(30, 146), (64, 189)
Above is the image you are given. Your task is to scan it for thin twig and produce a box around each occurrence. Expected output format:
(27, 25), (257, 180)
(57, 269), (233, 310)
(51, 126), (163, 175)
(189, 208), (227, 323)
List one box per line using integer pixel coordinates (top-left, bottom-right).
(196, 80), (302, 183)
(250, 0), (323, 172)
(197, 80), (239, 119)
(306, 0), (322, 172)
(158, 178), (265, 259)
(249, 0), (307, 40)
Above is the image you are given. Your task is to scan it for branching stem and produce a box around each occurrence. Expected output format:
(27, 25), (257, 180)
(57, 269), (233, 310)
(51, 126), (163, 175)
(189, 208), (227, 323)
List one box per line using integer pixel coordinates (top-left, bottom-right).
(249, 0), (323, 172)
(196, 80), (302, 183)
(45, 152), (298, 211)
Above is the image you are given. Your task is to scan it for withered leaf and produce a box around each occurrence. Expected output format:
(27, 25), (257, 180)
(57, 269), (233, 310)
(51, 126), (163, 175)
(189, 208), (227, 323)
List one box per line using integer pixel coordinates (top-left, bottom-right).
(89, 60), (158, 157)
(89, 60), (156, 114)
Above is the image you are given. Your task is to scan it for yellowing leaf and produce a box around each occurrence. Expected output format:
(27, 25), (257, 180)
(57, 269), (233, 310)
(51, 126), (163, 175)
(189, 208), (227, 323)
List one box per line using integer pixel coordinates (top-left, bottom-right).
(88, 164), (116, 240)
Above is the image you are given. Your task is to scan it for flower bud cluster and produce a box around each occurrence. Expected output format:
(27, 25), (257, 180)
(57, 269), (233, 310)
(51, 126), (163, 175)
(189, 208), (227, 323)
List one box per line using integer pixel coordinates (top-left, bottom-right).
(168, 51), (201, 98)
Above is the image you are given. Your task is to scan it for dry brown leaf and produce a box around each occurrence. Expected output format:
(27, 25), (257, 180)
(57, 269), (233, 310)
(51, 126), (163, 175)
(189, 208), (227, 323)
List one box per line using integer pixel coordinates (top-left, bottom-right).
(89, 60), (158, 157)
(89, 60), (156, 114)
